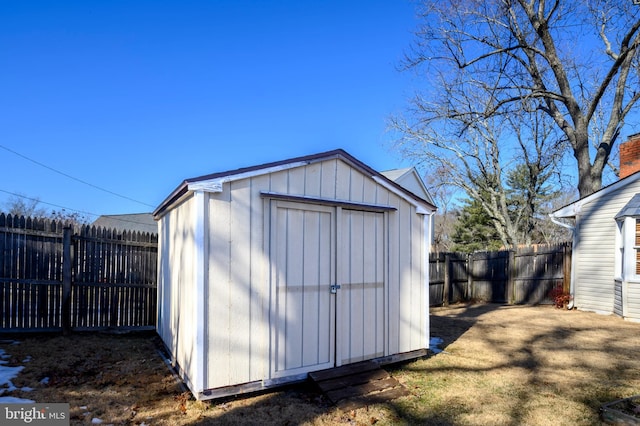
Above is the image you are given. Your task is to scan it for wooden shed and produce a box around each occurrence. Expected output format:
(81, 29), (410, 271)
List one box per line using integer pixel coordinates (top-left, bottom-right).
(153, 149), (436, 399)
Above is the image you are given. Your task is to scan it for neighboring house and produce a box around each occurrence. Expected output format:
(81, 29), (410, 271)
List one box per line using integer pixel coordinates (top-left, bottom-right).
(550, 133), (640, 321)
(153, 149), (436, 400)
(92, 213), (157, 234)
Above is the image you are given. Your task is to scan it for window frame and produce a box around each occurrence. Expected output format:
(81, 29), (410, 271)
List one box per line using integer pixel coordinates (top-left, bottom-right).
(616, 216), (640, 281)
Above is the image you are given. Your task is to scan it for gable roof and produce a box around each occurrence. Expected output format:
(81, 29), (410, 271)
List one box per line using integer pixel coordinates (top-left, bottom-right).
(380, 167), (435, 206)
(154, 149), (437, 218)
(92, 213), (157, 234)
(551, 170), (640, 218)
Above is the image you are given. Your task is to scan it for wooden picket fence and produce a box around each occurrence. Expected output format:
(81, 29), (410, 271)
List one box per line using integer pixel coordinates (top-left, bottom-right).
(429, 243), (571, 306)
(0, 214), (157, 333)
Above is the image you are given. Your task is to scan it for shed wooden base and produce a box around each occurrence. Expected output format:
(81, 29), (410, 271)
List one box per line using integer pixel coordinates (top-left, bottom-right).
(194, 349), (428, 401)
(309, 361), (409, 410)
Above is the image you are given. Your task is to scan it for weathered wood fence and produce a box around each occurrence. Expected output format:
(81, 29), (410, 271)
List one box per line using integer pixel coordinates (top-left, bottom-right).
(429, 243), (571, 306)
(0, 214), (158, 333)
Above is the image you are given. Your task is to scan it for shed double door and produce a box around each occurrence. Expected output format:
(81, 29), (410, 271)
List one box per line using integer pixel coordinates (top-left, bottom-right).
(270, 201), (385, 378)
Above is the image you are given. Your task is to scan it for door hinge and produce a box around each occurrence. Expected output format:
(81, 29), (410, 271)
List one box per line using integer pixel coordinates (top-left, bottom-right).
(330, 284), (341, 294)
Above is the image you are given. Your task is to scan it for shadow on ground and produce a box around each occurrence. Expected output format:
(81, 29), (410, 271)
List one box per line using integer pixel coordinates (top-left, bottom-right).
(430, 302), (504, 351)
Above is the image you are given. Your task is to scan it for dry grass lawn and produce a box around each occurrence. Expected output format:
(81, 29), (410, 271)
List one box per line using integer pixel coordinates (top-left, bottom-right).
(2, 304), (640, 425)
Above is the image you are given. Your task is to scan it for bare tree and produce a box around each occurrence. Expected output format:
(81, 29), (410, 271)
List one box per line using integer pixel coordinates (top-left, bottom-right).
(399, 0), (640, 198)
(2, 194), (90, 224)
(392, 76), (565, 248)
(423, 167), (458, 251)
(4, 194), (47, 217)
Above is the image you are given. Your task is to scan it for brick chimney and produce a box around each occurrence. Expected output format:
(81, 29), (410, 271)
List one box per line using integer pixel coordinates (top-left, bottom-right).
(619, 133), (640, 179)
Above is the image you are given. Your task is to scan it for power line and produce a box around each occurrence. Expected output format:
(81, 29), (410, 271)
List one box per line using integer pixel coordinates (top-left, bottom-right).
(0, 189), (157, 227)
(0, 144), (155, 208)
(0, 189), (98, 218)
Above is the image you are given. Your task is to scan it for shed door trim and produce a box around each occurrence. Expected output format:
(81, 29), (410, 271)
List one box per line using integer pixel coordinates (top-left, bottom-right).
(269, 201), (337, 378)
(261, 191), (396, 213)
(268, 200), (387, 379)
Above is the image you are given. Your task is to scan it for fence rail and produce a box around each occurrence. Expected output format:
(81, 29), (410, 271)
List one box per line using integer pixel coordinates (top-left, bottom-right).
(1, 213), (570, 329)
(429, 243), (571, 306)
(0, 214), (158, 333)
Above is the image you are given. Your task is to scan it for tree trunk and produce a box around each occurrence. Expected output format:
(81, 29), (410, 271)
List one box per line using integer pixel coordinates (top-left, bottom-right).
(574, 132), (604, 198)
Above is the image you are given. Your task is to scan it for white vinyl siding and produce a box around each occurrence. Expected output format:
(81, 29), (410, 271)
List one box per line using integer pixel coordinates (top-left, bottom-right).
(574, 182), (640, 314)
(614, 280), (623, 317)
(628, 282), (640, 320)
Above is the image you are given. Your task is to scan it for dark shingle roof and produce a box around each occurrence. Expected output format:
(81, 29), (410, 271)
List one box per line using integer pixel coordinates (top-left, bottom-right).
(615, 193), (640, 219)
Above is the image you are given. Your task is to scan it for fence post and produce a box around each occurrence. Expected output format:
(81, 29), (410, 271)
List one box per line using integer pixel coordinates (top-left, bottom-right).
(62, 226), (72, 335)
(443, 254), (450, 306)
(466, 253), (473, 301)
(507, 250), (516, 304)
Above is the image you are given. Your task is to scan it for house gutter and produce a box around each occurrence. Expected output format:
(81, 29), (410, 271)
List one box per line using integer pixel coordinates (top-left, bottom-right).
(548, 215), (575, 231)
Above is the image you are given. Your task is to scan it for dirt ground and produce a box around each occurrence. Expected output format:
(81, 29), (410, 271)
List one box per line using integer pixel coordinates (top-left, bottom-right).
(2, 304), (640, 425)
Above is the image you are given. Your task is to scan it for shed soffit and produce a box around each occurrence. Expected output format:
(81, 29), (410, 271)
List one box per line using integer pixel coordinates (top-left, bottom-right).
(153, 149), (437, 218)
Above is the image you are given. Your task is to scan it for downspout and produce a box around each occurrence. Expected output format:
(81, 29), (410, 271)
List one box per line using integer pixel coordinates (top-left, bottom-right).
(549, 214), (576, 309)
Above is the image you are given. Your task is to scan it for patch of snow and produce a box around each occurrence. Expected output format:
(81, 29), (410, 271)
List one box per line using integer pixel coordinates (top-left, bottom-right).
(92, 418), (103, 424)
(39, 377), (50, 385)
(22, 356), (32, 363)
(0, 342), (31, 401)
(0, 396), (34, 403)
(430, 337), (444, 354)
(0, 366), (24, 389)
(21, 387), (34, 392)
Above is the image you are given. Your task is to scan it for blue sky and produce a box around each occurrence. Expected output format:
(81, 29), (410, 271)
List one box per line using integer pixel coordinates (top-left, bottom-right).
(0, 1), (420, 219)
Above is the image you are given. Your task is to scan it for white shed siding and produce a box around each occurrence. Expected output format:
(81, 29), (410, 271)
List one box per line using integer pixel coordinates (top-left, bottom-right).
(339, 209), (385, 364)
(157, 196), (199, 390)
(156, 150), (434, 398)
(410, 208), (426, 349)
(383, 197), (424, 353)
(385, 191), (401, 356)
(206, 158), (428, 385)
(205, 176), (271, 389)
(404, 206), (426, 352)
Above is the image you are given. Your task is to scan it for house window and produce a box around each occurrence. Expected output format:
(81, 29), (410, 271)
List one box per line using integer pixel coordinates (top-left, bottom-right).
(635, 219), (640, 275)
(616, 220), (624, 279)
(617, 217), (640, 280)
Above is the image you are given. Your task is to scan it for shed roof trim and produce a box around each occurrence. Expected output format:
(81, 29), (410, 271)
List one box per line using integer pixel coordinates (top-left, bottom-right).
(187, 161), (309, 193)
(154, 149), (437, 217)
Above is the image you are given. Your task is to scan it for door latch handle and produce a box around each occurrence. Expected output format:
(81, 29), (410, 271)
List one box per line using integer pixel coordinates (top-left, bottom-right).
(330, 284), (341, 294)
